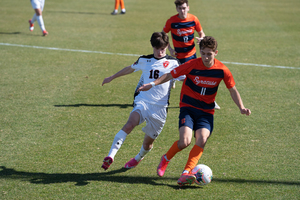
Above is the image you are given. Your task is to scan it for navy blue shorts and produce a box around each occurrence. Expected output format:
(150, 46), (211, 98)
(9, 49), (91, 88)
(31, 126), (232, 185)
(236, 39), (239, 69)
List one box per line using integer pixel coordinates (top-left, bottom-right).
(178, 53), (197, 64)
(179, 107), (214, 134)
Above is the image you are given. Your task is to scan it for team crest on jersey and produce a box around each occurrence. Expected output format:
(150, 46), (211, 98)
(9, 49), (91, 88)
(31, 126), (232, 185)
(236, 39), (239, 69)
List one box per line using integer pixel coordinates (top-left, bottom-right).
(163, 61), (170, 68)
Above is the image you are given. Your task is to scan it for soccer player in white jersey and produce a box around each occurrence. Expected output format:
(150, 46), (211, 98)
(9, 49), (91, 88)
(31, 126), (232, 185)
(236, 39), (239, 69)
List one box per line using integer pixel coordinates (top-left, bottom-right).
(101, 32), (184, 170)
(28, 0), (48, 36)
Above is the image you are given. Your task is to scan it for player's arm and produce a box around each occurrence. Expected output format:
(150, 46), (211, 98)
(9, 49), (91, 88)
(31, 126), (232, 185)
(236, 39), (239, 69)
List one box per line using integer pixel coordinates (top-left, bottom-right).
(228, 86), (251, 116)
(138, 73), (173, 92)
(162, 30), (177, 57)
(102, 66), (135, 86)
(195, 30), (205, 45)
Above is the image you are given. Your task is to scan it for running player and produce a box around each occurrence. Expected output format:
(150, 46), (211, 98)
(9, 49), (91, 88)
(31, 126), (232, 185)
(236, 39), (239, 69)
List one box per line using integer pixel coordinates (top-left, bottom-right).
(101, 32), (184, 170)
(138, 36), (251, 186)
(111, 0), (126, 15)
(28, 0), (48, 36)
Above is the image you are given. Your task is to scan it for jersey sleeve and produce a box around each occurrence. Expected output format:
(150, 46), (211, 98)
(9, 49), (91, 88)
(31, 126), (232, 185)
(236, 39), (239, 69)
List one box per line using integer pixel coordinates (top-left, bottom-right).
(163, 18), (171, 33)
(169, 59), (186, 81)
(194, 16), (202, 33)
(131, 57), (143, 72)
(223, 67), (236, 89)
(171, 60), (195, 78)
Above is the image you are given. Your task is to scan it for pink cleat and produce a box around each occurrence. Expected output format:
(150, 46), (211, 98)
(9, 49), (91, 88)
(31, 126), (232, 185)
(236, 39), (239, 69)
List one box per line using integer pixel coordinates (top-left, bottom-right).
(177, 173), (196, 186)
(157, 154), (170, 177)
(102, 156), (113, 171)
(124, 158), (143, 169)
(29, 20), (34, 31)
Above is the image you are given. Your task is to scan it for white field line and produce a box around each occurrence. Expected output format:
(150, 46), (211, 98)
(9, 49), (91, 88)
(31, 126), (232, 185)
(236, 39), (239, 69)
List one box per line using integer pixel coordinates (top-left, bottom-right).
(1, 42), (299, 70)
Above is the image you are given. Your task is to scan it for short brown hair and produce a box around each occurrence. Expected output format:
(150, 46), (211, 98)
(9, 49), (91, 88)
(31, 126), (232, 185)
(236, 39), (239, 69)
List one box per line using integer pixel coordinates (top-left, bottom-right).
(174, 0), (188, 7)
(200, 36), (218, 52)
(150, 32), (169, 49)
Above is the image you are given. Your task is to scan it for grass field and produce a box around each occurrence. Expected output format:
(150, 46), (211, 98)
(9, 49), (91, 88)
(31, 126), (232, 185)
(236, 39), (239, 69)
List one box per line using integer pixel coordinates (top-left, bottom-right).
(1, 0), (299, 199)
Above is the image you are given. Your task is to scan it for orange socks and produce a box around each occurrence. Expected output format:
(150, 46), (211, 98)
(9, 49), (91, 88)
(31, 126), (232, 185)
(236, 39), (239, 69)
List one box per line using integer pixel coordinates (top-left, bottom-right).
(165, 142), (204, 173)
(115, 0), (125, 10)
(165, 140), (182, 160)
(114, 0), (119, 10)
(184, 145), (204, 172)
(120, 0), (125, 10)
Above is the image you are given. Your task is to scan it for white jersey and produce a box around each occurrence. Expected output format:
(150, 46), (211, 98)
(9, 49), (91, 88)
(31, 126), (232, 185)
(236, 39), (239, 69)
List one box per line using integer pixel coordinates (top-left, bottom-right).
(131, 54), (181, 107)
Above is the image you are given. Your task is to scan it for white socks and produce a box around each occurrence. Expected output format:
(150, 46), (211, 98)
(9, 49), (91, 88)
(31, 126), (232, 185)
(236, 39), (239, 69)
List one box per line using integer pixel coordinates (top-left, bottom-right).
(134, 146), (152, 162)
(107, 130), (127, 159)
(36, 15), (46, 31)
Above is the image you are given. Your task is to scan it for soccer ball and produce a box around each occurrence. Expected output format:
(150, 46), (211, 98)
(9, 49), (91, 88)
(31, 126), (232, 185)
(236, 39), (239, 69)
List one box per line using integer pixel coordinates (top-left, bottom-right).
(191, 164), (213, 185)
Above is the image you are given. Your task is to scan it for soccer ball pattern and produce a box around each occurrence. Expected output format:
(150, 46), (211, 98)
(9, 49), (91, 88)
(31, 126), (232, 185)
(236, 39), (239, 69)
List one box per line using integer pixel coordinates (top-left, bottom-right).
(191, 164), (213, 185)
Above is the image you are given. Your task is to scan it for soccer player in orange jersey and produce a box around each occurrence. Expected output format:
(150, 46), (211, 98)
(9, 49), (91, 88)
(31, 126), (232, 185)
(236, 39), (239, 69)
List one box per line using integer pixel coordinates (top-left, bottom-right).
(163, 0), (204, 64)
(162, 0), (220, 109)
(111, 0), (126, 15)
(138, 36), (251, 186)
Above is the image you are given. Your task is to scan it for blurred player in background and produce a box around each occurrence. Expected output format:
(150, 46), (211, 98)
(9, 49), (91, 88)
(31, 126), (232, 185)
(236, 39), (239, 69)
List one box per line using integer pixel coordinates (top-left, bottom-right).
(111, 0), (126, 15)
(101, 32), (184, 171)
(28, 0), (48, 36)
(163, 0), (204, 66)
(138, 36), (251, 186)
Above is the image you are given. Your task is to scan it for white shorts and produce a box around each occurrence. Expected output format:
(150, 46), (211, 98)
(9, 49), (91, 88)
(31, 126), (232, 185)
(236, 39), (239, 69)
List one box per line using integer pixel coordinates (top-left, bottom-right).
(132, 100), (167, 139)
(31, 0), (45, 10)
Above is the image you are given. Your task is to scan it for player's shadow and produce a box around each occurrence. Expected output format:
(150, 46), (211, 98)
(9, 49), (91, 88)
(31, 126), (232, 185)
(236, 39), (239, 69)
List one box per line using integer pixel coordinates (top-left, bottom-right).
(54, 104), (133, 109)
(0, 166), (181, 188)
(54, 104), (179, 109)
(212, 178), (300, 186)
(0, 32), (21, 35)
(1, 166), (299, 189)
(47, 10), (109, 16)
(0, 32), (46, 37)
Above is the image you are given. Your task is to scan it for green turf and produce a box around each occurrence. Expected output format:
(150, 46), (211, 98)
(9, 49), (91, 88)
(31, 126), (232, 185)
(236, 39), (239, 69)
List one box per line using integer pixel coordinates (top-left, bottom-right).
(0, 0), (299, 199)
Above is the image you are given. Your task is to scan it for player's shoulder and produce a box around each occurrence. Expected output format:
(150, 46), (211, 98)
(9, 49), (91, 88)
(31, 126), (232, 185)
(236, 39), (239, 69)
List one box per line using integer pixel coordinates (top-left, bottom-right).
(165, 54), (178, 61)
(186, 13), (199, 21)
(136, 54), (155, 62)
(165, 55), (181, 64)
(167, 14), (180, 22)
(215, 59), (227, 68)
(214, 59), (231, 72)
(139, 54), (155, 59)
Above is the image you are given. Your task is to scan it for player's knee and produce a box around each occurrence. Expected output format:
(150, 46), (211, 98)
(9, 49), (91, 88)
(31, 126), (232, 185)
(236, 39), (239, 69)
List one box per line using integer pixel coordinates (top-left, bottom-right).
(178, 139), (191, 149)
(122, 122), (136, 133)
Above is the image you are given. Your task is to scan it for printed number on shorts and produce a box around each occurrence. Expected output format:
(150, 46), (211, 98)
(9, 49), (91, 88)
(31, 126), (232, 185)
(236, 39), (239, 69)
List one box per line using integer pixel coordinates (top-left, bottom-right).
(181, 118), (186, 124)
(149, 70), (160, 79)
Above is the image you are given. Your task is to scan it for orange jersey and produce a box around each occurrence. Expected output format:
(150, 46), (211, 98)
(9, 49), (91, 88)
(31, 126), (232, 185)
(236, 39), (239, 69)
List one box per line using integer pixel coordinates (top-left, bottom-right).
(171, 58), (235, 115)
(163, 13), (202, 59)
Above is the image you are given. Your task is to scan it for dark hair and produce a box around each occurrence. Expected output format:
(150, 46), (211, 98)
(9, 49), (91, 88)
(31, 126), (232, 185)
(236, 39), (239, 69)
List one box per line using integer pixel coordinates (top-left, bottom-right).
(174, 0), (188, 7)
(199, 36), (218, 51)
(150, 32), (169, 49)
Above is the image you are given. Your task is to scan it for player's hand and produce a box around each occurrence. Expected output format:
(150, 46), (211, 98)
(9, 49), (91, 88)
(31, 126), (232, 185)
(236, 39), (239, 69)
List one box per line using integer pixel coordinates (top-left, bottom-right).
(240, 108), (251, 116)
(102, 76), (113, 86)
(195, 37), (203, 45)
(138, 83), (152, 92)
(169, 48), (177, 57)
